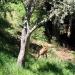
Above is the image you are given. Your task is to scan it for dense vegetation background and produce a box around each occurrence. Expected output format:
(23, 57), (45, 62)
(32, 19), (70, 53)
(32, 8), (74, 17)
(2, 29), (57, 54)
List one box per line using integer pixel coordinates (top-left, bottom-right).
(0, 0), (75, 75)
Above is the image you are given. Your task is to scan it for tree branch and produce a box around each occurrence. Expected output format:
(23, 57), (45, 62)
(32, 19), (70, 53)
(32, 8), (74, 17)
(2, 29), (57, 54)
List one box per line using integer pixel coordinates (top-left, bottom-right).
(23, 0), (36, 21)
(30, 18), (48, 34)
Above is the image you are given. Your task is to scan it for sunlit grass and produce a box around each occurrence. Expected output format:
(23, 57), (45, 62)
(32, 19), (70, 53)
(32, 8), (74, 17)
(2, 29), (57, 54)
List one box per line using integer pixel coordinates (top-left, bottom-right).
(0, 48), (75, 75)
(0, 35), (75, 75)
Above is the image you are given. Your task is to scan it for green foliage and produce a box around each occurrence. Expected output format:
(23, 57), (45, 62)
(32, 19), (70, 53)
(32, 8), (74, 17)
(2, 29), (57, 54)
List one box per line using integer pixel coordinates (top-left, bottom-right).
(0, 0), (22, 4)
(30, 8), (46, 26)
(0, 0), (23, 11)
(0, 0), (75, 75)
(0, 33), (75, 75)
(4, 2), (25, 14)
(0, 47), (75, 75)
(31, 27), (47, 42)
(0, 2), (25, 37)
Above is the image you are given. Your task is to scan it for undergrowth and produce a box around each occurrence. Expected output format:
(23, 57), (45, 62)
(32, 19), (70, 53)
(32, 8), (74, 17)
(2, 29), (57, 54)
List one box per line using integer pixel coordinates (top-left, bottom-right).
(0, 2), (75, 75)
(0, 43), (75, 75)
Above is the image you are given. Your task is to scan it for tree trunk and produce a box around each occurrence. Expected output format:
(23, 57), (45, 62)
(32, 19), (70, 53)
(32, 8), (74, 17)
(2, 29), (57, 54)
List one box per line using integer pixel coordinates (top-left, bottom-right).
(17, 27), (30, 67)
(17, 16), (47, 67)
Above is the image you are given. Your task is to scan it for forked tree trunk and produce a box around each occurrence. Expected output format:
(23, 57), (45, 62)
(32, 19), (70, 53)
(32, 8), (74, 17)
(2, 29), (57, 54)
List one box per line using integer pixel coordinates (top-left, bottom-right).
(17, 16), (47, 67)
(17, 27), (30, 67)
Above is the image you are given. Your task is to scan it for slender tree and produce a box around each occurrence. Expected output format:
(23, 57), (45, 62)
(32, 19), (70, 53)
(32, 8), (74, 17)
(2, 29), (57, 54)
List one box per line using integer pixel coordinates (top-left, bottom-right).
(17, 0), (48, 66)
(17, 0), (73, 67)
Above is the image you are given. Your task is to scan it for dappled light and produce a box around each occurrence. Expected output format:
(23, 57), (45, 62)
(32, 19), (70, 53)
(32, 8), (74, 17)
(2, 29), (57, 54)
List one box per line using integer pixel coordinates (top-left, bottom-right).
(0, 0), (75, 75)
(0, 17), (11, 28)
(38, 62), (63, 75)
(66, 62), (75, 73)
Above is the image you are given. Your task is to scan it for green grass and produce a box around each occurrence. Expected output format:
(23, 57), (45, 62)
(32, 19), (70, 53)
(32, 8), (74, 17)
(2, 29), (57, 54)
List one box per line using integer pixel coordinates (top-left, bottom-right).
(0, 25), (75, 75)
(0, 45), (75, 75)
(0, 1), (75, 75)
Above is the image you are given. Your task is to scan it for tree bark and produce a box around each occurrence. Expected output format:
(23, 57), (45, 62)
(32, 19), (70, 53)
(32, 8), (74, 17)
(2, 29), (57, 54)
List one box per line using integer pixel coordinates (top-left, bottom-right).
(17, 0), (49, 67)
(17, 27), (30, 67)
(17, 17), (48, 67)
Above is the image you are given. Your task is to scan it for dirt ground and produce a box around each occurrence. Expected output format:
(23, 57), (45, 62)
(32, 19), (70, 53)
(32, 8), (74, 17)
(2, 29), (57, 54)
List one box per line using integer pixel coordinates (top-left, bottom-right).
(55, 48), (74, 60)
(31, 39), (75, 62)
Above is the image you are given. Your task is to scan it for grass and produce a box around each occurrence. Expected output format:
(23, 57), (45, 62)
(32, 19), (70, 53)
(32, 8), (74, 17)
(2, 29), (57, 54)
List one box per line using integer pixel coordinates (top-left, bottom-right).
(0, 43), (75, 75)
(0, 18), (75, 75)
(0, 28), (75, 75)
(0, 2), (74, 75)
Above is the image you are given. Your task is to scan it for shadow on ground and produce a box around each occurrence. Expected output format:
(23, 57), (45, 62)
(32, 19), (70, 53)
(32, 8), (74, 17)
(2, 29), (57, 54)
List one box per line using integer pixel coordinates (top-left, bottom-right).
(38, 62), (63, 75)
(66, 62), (75, 73)
(30, 43), (42, 53)
(0, 59), (4, 66)
(0, 17), (20, 58)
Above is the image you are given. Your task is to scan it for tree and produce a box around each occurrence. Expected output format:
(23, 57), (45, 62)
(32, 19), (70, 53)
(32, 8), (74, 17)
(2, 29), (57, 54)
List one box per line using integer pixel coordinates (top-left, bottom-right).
(17, 0), (74, 67)
(17, 0), (48, 67)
